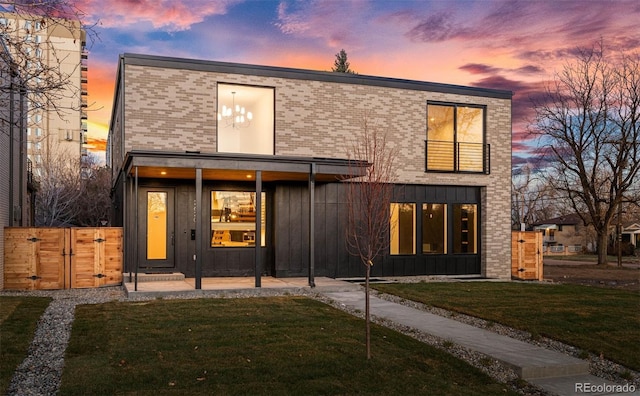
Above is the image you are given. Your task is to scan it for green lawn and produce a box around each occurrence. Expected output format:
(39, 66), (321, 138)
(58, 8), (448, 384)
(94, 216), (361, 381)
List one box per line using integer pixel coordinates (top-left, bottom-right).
(0, 296), (52, 394)
(60, 297), (518, 395)
(545, 254), (640, 263)
(373, 282), (640, 371)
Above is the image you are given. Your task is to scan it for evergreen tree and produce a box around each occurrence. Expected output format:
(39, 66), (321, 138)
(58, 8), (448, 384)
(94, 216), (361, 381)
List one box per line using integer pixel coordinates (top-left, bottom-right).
(332, 49), (355, 73)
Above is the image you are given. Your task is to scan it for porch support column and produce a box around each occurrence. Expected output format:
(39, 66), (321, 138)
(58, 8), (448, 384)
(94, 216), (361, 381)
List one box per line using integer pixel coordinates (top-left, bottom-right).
(125, 174), (130, 282)
(255, 170), (262, 288)
(308, 163), (316, 288)
(134, 166), (139, 291)
(195, 168), (203, 290)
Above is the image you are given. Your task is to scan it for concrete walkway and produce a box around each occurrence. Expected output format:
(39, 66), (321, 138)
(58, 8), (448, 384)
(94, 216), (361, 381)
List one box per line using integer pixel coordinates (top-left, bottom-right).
(321, 291), (639, 396)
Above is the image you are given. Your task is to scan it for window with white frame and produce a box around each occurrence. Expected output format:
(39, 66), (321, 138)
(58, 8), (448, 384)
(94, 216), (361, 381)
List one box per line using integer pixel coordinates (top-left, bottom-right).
(217, 84), (274, 155)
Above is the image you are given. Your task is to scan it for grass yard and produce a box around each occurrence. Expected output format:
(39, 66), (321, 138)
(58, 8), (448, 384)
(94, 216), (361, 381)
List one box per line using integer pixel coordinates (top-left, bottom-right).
(0, 296), (52, 394)
(373, 282), (640, 371)
(61, 296), (518, 395)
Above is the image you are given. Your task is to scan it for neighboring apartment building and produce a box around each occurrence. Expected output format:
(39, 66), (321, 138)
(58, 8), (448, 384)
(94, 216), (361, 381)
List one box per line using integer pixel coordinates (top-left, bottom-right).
(108, 54), (513, 287)
(0, 12), (88, 177)
(0, 39), (33, 289)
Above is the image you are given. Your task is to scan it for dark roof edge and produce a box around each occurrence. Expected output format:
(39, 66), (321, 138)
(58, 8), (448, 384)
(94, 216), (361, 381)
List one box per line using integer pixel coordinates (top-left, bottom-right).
(121, 53), (513, 100)
(123, 150), (368, 168)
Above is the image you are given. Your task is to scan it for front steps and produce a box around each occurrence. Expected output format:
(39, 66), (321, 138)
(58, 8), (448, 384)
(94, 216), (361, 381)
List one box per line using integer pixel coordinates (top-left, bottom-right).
(125, 272), (185, 282)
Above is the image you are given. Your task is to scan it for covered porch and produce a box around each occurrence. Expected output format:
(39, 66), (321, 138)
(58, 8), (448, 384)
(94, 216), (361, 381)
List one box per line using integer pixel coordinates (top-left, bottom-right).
(115, 150), (367, 291)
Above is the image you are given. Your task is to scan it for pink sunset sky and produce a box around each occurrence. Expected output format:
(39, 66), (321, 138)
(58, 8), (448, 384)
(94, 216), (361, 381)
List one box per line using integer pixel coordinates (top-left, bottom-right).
(76, 0), (640, 169)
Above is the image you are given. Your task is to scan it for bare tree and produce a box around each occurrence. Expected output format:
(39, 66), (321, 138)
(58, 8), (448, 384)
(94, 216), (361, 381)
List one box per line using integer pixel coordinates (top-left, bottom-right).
(34, 152), (111, 227)
(345, 115), (397, 359)
(75, 154), (111, 226)
(530, 41), (640, 264)
(34, 149), (83, 226)
(512, 164), (550, 229)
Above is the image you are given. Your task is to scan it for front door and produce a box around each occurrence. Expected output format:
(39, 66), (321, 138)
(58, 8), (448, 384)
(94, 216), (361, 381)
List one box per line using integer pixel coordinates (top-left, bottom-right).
(138, 188), (175, 270)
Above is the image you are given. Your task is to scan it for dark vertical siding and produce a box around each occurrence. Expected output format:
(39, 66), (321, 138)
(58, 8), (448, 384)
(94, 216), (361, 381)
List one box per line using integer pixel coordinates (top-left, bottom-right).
(175, 185), (196, 276)
(125, 178), (480, 279)
(273, 183), (309, 277)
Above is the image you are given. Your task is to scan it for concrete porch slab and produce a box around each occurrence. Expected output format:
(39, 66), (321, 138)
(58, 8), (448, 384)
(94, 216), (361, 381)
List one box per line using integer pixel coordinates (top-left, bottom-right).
(122, 276), (360, 298)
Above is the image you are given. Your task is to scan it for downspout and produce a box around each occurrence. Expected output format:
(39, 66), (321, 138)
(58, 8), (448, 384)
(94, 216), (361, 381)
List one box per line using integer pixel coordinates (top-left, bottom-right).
(18, 85), (25, 226)
(9, 80), (14, 226)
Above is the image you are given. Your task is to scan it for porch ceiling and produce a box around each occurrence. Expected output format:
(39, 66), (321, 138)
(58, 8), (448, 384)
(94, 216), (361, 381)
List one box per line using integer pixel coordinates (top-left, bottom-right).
(130, 166), (343, 182)
(123, 150), (367, 183)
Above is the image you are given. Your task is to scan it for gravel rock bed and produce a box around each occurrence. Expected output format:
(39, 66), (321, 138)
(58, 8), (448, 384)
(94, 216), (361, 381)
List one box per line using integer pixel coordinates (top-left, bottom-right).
(2, 287), (126, 396)
(2, 285), (637, 396)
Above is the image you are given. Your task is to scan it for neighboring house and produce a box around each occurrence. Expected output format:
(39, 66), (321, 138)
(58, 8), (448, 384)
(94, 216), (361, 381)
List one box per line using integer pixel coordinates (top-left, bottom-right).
(0, 12), (89, 176)
(0, 39), (33, 289)
(532, 214), (591, 252)
(621, 222), (639, 249)
(108, 54), (513, 287)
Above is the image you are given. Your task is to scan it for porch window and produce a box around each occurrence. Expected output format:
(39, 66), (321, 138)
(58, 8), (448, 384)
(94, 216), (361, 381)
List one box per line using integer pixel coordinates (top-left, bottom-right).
(422, 203), (446, 254)
(390, 203), (416, 255)
(453, 204), (477, 254)
(211, 191), (266, 247)
(426, 102), (487, 173)
(217, 84), (274, 155)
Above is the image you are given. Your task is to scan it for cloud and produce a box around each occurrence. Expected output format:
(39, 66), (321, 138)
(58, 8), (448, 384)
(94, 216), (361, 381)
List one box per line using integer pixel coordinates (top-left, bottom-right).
(458, 63), (501, 75)
(77, 0), (239, 31)
(515, 65), (544, 75)
(405, 11), (460, 42)
(86, 137), (107, 152)
(273, 0), (373, 48)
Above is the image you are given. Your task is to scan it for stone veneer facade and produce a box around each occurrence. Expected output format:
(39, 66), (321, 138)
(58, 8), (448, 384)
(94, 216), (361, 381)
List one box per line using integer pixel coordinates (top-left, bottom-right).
(109, 55), (512, 279)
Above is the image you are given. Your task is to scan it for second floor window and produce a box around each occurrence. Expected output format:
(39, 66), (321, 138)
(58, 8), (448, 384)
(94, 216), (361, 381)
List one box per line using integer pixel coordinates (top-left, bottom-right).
(426, 102), (487, 173)
(217, 84), (274, 155)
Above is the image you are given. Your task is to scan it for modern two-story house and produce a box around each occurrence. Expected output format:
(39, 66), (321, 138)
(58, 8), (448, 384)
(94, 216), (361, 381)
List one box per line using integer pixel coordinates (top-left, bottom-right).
(108, 54), (513, 288)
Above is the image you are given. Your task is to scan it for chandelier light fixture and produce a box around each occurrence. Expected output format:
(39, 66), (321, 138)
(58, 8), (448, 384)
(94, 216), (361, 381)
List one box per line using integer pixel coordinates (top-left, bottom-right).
(218, 91), (253, 128)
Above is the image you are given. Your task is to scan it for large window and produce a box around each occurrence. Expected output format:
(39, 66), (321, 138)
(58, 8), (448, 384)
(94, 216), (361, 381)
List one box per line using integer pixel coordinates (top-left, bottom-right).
(422, 203), (446, 254)
(211, 191), (266, 247)
(389, 202), (478, 256)
(426, 102), (486, 173)
(453, 204), (477, 254)
(390, 203), (416, 255)
(217, 84), (274, 155)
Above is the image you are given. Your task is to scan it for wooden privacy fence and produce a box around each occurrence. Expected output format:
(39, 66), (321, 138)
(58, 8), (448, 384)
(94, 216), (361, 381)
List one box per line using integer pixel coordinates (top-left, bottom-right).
(3, 227), (123, 290)
(511, 231), (543, 281)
